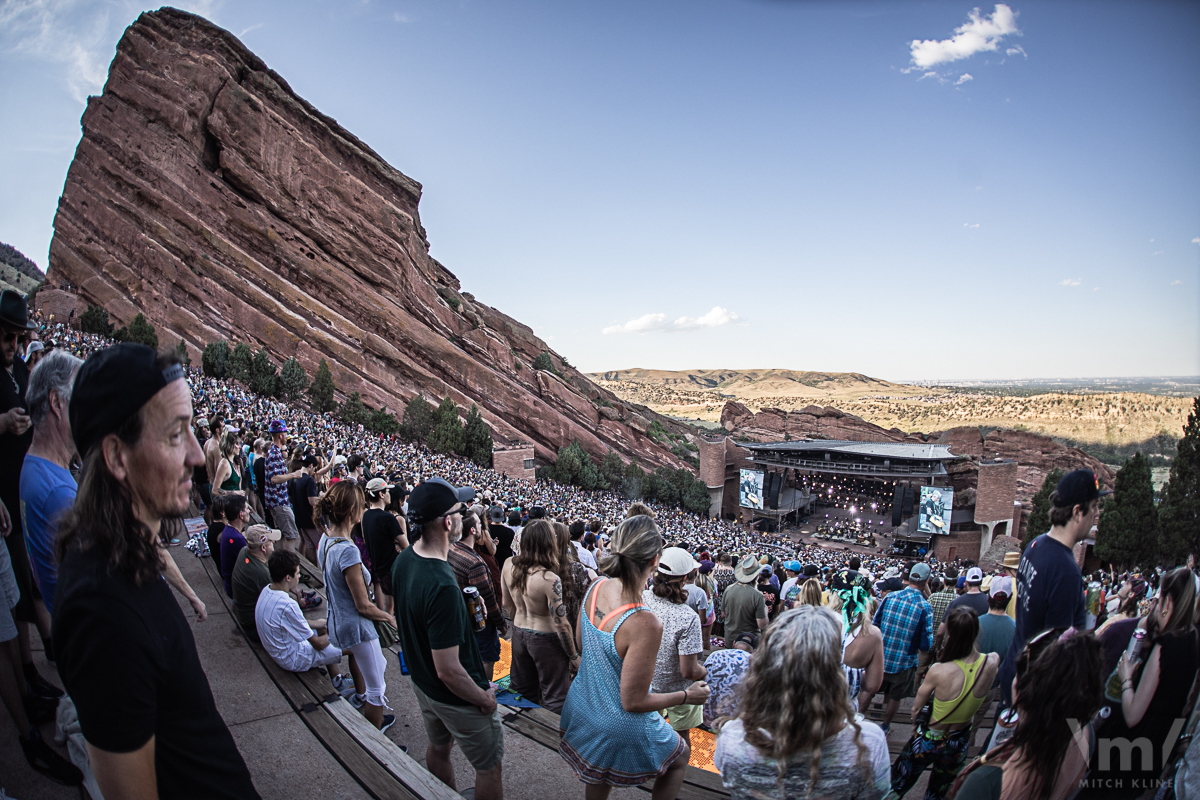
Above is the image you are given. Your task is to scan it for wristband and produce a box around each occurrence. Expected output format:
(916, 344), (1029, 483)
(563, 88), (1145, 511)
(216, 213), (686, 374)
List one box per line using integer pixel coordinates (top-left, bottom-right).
(680, 689), (687, 706)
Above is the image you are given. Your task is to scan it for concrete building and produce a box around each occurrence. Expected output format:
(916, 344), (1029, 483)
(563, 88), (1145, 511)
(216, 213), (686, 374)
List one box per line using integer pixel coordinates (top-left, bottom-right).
(492, 442), (535, 481)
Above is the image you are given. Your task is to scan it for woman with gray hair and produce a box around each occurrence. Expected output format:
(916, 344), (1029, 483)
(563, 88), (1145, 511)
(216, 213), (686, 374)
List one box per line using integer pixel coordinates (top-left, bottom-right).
(20, 348), (83, 615)
(714, 604), (890, 799)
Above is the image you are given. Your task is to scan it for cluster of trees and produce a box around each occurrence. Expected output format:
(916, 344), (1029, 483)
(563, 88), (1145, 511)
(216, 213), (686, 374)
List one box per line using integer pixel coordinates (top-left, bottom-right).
(400, 396), (493, 467)
(0, 242), (44, 281)
(80, 306), (160, 349)
(1025, 396), (1200, 568)
(537, 440), (711, 515)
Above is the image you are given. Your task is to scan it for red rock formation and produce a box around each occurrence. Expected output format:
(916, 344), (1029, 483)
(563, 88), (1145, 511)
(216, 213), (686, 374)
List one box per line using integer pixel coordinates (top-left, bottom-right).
(44, 9), (687, 469)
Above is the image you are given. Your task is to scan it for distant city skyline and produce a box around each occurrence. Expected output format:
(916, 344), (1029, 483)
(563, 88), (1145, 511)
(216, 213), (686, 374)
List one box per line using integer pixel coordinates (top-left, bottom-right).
(2, 0), (1197, 381)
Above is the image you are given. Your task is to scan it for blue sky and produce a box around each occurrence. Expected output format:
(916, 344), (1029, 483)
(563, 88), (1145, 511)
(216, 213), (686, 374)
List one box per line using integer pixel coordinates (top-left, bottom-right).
(2, 1), (1197, 381)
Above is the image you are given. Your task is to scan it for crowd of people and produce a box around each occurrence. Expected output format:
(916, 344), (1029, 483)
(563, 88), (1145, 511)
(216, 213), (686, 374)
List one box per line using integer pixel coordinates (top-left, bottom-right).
(1, 291), (1197, 800)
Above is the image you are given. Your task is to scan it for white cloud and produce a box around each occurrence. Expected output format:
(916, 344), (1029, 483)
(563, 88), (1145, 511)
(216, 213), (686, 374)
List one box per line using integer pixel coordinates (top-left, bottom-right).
(602, 306), (741, 335)
(1093, 287), (1100, 292)
(1171, 280), (1183, 286)
(1154, 251), (1164, 255)
(963, 222), (979, 228)
(1059, 278), (1081, 287)
(1006, 44), (1027, 58)
(955, 73), (974, 85)
(909, 4), (1020, 70)
(1192, 237), (1200, 245)
(0, 0), (221, 102)
(393, 12), (410, 23)
(237, 23), (262, 38)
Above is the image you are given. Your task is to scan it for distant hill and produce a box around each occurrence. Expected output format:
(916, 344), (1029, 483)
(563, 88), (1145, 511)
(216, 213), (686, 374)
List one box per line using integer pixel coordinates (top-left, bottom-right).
(589, 368), (905, 399)
(0, 243), (47, 283)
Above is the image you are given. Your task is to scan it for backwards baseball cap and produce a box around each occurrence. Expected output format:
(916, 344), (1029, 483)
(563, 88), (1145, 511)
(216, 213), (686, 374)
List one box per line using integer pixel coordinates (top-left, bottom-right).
(407, 477), (475, 524)
(909, 562), (931, 582)
(1054, 469), (1112, 508)
(802, 564), (820, 577)
(659, 547), (701, 577)
(244, 524), (282, 547)
(365, 477), (395, 493)
(488, 504), (505, 523)
(70, 343), (186, 459)
(966, 567), (984, 583)
(269, 419), (288, 433)
(989, 575), (1013, 598)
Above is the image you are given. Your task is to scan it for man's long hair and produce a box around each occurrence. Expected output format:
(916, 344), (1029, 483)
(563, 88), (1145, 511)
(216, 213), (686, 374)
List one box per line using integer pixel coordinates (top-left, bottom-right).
(55, 401), (161, 588)
(510, 520), (559, 594)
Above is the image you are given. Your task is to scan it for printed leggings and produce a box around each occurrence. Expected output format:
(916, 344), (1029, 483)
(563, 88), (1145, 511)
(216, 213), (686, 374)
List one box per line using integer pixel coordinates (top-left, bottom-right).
(889, 726), (970, 800)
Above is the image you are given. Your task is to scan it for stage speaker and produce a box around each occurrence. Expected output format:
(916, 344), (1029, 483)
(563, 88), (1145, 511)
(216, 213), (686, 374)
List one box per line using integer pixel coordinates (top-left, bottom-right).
(892, 485), (904, 527)
(768, 472), (781, 510)
(902, 486), (915, 516)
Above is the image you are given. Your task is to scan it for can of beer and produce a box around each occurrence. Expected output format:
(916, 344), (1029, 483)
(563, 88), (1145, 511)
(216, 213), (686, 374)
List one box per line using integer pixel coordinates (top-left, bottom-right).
(464, 587), (486, 631)
(1127, 628), (1147, 663)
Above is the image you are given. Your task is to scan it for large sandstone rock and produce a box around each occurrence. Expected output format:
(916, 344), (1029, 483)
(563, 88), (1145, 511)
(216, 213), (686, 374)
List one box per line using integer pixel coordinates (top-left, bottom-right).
(45, 9), (687, 470)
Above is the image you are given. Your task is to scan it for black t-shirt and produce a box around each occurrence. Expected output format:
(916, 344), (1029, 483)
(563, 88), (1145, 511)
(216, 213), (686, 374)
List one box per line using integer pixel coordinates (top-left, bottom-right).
(54, 543), (259, 799)
(0, 357), (31, 506)
(206, 521), (225, 562)
(252, 457), (266, 504)
(288, 473), (319, 529)
(490, 524), (515, 568)
(949, 591), (991, 618)
(362, 508), (403, 584)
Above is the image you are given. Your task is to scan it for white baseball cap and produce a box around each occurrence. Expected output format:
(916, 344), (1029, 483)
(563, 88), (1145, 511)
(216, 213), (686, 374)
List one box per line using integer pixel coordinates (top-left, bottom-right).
(658, 547), (701, 577)
(966, 567), (984, 583)
(989, 576), (1013, 597)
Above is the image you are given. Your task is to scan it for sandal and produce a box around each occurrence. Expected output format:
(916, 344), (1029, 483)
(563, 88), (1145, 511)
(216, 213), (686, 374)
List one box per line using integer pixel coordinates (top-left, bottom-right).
(20, 726), (83, 786)
(299, 593), (323, 611)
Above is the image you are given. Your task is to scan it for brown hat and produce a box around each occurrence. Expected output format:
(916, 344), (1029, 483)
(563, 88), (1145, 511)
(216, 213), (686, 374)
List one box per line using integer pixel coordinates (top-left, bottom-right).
(1001, 551), (1020, 571)
(244, 524), (282, 548)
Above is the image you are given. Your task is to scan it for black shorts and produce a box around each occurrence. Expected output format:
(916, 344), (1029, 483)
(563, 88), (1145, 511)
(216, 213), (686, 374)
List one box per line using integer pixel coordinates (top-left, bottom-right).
(474, 623), (501, 662)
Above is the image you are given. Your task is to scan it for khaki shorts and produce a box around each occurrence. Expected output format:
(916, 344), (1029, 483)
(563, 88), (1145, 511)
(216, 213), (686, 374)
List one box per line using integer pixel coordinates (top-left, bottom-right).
(269, 504), (300, 541)
(662, 702), (703, 732)
(412, 681), (504, 771)
(880, 667), (917, 701)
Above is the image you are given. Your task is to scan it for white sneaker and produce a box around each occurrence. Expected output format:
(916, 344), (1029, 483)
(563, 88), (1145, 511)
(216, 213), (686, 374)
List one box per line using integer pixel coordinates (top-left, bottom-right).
(349, 693), (366, 709)
(331, 674), (356, 698)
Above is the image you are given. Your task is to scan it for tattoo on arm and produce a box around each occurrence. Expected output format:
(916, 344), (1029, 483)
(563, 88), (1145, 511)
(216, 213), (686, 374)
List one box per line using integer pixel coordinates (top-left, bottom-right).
(550, 579), (568, 618)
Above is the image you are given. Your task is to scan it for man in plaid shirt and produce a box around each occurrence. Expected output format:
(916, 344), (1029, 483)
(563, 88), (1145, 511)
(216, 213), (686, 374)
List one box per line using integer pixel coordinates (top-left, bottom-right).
(447, 508), (507, 679)
(872, 562), (933, 732)
(264, 420), (302, 553)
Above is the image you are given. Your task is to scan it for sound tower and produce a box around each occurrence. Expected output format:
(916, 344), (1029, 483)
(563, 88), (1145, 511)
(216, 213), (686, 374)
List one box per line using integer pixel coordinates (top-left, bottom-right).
(891, 485), (904, 527)
(902, 486), (915, 516)
(767, 472), (782, 510)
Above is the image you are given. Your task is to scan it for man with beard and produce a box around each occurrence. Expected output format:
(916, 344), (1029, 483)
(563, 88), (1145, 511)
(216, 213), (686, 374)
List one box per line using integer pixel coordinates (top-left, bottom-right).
(53, 343), (258, 798)
(393, 477), (503, 800)
(0, 290), (59, 699)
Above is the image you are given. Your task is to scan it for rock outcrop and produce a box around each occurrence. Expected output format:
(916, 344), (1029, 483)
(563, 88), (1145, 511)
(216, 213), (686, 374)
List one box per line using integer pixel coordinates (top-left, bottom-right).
(45, 9), (689, 469)
(719, 401), (1115, 507)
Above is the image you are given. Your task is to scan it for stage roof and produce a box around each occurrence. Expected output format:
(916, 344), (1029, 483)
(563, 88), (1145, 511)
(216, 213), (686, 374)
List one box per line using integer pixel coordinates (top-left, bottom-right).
(741, 440), (957, 461)
(741, 439), (958, 478)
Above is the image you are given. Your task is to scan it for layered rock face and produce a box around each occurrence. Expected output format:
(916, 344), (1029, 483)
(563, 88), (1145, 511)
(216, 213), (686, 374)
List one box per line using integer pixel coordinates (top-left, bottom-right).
(718, 400), (1115, 507)
(46, 9), (687, 468)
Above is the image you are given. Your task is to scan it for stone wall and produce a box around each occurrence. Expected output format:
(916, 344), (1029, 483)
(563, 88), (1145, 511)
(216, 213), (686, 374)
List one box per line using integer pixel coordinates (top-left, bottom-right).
(933, 530), (982, 564)
(492, 446), (535, 481)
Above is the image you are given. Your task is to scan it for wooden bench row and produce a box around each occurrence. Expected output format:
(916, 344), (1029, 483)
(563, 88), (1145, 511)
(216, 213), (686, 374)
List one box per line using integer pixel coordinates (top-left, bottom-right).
(499, 705), (729, 800)
(197, 553), (460, 800)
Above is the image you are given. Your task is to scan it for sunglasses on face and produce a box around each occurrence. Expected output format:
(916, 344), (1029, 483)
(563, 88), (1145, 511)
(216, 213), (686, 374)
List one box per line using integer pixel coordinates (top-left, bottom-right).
(1, 330), (21, 343)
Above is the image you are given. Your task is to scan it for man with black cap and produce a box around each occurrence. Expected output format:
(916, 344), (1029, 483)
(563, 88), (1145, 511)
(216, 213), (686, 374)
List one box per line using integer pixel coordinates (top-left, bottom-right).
(487, 505), (515, 569)
(52, 343), (259, 798)
(393, 477), (504, 800)
(997, 468), (1105, 707)
(0, 289), (59, 700)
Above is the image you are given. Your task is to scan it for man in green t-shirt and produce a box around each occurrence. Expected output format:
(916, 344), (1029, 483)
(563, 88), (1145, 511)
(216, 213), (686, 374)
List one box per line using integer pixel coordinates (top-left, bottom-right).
(721, 555), (768, 645)
(394, 478), (504, 800)
(231, 524), (281, 639)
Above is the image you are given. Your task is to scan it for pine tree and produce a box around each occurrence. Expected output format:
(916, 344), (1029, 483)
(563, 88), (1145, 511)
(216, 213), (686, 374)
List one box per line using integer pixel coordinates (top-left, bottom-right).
(115, 313), (158, 348)
(249, 347), (278, 397)
(553, 440), (590, 486)
(532, 352), (554, 372)
(339, 391), (370, 426)
(621, 460), (645, 500)
(174, 341), (191, 368)
(201, 340), (230, 378)
(1159, 397), (1200, 564)
(399, 396), (434, 442)
(1096, 453), (1158, 569)
(601, 450), (625, 490)
(309, 359), (336, 412)
(462, 404), (493, 467)
(278, 358), (308, 401)
(227, 343), (254, 383)
(367, 407), (400, 436)
(427, 396), (464, 455)
(1023, 468), (1064, 550)
(80, 305), (113, 337)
